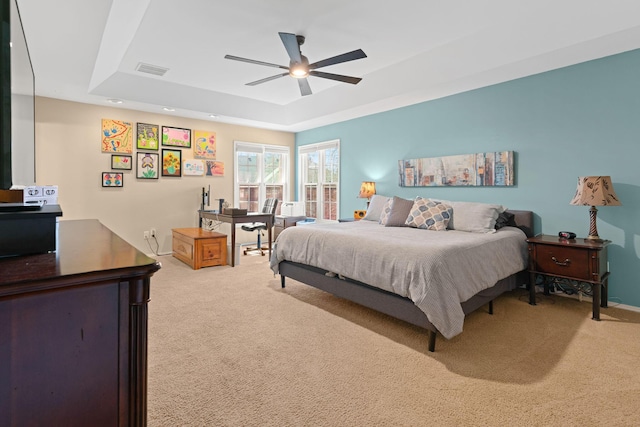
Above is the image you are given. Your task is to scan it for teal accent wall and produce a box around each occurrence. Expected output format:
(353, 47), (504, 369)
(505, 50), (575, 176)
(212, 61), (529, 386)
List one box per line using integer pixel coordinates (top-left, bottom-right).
(296, 48), (640, 308)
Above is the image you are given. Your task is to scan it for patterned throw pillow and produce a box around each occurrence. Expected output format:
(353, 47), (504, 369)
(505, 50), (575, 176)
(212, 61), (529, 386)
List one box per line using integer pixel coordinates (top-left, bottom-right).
(378, 197), (394, 225)
(405, 197), (452, 231)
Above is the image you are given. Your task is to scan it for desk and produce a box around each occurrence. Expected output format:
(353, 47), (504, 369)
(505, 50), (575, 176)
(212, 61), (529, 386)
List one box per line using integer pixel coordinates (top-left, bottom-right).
(199, 211), (274, 267)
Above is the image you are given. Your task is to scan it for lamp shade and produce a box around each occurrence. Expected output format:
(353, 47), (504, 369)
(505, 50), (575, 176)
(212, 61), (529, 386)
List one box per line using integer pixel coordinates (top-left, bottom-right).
(358, 181), (376, 199)
(569, 176), (621, 207)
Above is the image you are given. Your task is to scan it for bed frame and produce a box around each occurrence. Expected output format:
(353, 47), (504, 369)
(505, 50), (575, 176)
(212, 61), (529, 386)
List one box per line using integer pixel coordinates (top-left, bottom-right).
(278, 210), (534, 352)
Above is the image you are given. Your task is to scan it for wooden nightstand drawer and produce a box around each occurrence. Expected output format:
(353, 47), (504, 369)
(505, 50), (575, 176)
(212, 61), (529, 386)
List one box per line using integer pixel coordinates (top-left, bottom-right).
(274, 215), (306, 239)
(534, 245), (591, 280)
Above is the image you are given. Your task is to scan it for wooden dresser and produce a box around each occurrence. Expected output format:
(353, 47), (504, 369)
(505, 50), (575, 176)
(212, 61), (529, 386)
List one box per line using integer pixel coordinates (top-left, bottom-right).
(0, 219), (161, 427)
(172, 227), (227, 269)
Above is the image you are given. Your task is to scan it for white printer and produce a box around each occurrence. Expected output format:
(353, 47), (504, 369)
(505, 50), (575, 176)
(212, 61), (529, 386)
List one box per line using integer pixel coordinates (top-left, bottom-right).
(280, 201), (305, 216)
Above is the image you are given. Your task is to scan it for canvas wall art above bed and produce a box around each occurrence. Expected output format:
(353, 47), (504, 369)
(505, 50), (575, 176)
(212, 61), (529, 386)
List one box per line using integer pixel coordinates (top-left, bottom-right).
(271, 196), (533, 352)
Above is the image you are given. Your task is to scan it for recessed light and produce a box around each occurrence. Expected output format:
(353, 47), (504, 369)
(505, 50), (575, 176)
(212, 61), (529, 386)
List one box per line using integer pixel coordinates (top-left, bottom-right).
(208, 114), (218, 119)
(107, 98), (123, 104)
(163, 107), (175, 112)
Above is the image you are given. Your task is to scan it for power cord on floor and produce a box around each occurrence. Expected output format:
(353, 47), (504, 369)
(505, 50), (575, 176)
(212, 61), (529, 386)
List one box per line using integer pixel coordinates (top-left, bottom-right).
(145, 235), (159, 256)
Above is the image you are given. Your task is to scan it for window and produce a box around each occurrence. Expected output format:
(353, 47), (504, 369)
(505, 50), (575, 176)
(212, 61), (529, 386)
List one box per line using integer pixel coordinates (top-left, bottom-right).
(234, 141), (290, 214)
(298, 139), (340, 220)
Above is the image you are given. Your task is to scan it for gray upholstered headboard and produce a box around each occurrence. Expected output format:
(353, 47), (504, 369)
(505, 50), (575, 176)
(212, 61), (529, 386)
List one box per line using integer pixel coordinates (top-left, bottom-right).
(506, 210), (534, 238)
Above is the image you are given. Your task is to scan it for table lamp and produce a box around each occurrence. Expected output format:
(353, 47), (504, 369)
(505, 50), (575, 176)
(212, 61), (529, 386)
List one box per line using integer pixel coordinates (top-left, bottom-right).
(358, 181), (376, 207)
(569, 176), (621, 240)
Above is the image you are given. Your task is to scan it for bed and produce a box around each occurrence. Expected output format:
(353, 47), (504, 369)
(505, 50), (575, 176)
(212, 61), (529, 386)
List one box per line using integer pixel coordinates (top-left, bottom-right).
(270, 201), (534, 352)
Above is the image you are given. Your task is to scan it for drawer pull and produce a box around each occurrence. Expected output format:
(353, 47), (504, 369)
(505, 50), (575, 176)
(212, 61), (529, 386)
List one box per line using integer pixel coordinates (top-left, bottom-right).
(551, 256), (571, 266)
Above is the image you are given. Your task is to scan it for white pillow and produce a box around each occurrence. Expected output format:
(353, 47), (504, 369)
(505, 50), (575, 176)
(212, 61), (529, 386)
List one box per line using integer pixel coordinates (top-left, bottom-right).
(446, 201), (507, 233)
(362, 195), (390, 222)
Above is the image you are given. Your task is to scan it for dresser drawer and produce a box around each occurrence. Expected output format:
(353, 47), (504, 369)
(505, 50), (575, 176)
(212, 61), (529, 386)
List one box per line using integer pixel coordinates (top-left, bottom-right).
(534, 245), (591, 280)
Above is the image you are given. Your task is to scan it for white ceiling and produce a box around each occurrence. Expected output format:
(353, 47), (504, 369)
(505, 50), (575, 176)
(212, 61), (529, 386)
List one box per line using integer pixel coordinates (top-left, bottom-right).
(15, 0), (640, 132)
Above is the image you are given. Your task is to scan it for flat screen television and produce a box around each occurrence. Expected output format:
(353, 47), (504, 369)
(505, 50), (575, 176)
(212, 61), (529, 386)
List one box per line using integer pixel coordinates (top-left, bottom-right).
(0, 0), (35, 190)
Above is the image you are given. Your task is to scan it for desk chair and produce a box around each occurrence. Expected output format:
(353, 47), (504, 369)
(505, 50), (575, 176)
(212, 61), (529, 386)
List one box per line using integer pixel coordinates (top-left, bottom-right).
(242, 198), (278, 256)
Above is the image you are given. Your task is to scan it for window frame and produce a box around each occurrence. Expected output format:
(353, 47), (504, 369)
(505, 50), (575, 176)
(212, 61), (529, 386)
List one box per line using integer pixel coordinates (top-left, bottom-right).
(234, 141), (290, 213)
(297, 139), (340, 220)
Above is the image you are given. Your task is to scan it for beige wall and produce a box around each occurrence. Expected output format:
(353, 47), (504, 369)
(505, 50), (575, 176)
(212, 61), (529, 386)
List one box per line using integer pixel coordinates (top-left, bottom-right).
(35, 97), (295, 255)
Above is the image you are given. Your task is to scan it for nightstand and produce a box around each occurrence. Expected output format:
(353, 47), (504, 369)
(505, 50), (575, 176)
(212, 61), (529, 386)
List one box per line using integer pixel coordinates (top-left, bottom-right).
(527, 235), (610, 320)
(338, 218), (356, 222)
(274, 215), (307, 239)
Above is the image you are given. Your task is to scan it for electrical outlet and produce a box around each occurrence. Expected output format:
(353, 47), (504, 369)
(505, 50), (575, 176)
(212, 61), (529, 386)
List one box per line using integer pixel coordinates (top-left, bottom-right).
(143, 231), (150, 239)
(150, 228), (156, 238)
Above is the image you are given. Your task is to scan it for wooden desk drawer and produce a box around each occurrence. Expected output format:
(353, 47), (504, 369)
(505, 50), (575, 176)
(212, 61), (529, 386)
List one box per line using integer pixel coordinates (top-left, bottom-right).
(534, 245), (591, 280)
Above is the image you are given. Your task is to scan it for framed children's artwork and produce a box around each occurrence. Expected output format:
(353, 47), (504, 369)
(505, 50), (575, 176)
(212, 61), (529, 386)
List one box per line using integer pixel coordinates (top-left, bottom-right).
(136, 152), (159, 179)
(193, 130), (216, 159)
(101, 119), (133, 153)
(137, 123), (159, 150)
(161, 126), (191, 148)
(205, 160), (225, 176)
(183, 159), (205, 176)
(111, 154), (132, 170)
(102, 172), (123, 187)
(161, 149), (182, 177)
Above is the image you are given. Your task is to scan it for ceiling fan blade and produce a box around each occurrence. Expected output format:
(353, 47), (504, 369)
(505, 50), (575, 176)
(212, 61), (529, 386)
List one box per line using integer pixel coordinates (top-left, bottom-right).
(298, 78), (312, 96)
(279, 32), (302, 63)
(224, 54), (288, 70)
(309, 49), (367, 70)
(246, 73), (289, 86)
(309, 70), (362, 85)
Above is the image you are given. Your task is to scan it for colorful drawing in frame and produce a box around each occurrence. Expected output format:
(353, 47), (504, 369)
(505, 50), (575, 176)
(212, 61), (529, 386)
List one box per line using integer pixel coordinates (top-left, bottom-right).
(398, 151), (514, 187)
(205, 160), (225, 176)
(111, 154), (132, 170)
(101, 119), (133, 153)
(137, 123), (159, 150)
(161, 149), (182, 177)
(136, 152), (159, 179)
(183, 159), (205, 176)
(193, 130), (216, 159)
(102, 172), (123, 187)
(161, 126), (191, 148)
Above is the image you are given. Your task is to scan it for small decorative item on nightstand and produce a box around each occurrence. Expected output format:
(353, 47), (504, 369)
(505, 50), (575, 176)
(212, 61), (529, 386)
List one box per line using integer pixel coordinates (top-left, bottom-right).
(354, 210), (366, 219)
(569, 176), (621, 240)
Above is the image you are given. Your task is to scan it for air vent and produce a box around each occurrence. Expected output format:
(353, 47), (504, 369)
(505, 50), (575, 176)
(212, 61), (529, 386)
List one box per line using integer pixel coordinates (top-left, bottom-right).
(136, 62), (169, 77)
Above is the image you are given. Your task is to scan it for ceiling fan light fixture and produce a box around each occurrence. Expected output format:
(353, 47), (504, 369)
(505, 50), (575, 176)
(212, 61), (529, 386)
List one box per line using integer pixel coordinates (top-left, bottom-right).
(289, 55), (309, 78)
(289, 65), (308, 78)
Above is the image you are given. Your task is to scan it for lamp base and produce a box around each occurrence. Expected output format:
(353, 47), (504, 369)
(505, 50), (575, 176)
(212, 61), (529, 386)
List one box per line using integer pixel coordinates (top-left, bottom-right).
(587, 206), (599, 240)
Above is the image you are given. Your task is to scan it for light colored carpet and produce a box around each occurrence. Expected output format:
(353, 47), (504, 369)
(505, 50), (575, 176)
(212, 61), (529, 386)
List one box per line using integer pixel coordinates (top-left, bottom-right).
(148, 253), (640, 426)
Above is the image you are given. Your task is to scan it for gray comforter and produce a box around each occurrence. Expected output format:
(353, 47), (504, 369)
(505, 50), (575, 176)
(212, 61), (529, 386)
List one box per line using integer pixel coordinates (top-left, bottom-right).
(270, 220), (528, 339)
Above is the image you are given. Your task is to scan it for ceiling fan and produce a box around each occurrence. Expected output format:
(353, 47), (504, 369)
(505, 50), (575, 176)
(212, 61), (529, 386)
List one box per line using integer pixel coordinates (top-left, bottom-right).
(224, 32), (367, 96)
